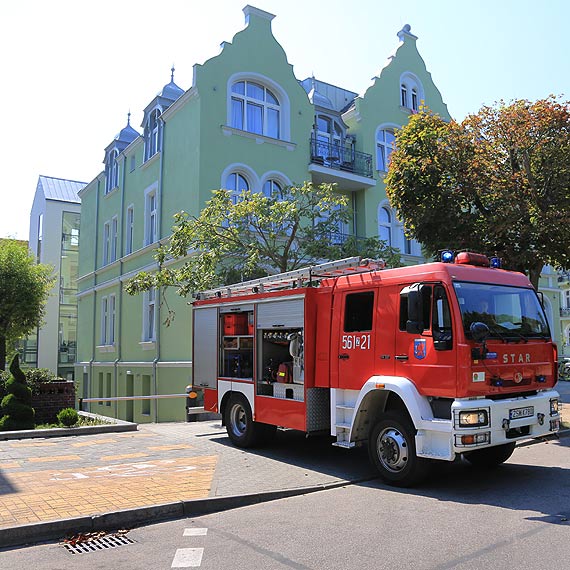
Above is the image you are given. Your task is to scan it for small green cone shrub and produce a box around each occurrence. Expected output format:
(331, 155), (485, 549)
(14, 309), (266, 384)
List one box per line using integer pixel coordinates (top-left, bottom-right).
(0, 355), (35, 431)
(57, 407), (79, 427)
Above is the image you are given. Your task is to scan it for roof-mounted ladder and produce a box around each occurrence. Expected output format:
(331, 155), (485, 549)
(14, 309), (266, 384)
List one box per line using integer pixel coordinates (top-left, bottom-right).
(195, 257), (385, 300)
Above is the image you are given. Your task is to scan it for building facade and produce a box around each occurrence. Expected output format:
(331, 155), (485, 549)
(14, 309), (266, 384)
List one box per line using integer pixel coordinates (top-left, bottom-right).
(75, 5), (452, 421)
(27, 175), (85, 378)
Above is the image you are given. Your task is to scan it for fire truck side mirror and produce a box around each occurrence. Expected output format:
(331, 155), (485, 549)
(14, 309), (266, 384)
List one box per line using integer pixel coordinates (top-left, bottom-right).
(406, 286), (425, 334)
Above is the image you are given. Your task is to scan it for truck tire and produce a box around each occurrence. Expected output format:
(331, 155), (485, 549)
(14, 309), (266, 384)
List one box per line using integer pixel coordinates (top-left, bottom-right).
(464, 442), (516, 468)
(368, 411), (430, 487)
(225, 394), (275, 448)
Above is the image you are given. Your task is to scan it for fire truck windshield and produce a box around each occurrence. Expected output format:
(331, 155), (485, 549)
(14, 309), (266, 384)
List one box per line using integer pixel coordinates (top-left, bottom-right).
(452, 282), (550, 340)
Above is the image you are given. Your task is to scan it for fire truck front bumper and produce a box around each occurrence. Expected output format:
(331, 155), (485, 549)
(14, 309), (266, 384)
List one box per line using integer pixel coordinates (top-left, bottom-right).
(450, 390), (561, 453)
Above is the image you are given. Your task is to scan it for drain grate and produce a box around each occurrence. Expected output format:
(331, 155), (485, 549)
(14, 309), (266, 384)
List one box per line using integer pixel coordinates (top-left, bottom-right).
(62, 531), (135, 554)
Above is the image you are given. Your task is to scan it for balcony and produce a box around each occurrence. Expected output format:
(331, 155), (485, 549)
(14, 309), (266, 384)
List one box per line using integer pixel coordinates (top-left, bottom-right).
(309, 138), (375, 191)
(560, 308), (570, 318)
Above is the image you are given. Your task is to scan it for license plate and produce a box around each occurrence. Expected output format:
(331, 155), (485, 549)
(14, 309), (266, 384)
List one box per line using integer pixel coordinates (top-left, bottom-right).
(509, 406), (534, 420)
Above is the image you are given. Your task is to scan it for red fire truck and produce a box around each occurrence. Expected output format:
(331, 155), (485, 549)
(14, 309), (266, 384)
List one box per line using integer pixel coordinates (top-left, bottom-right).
(192, 253), (561, 486)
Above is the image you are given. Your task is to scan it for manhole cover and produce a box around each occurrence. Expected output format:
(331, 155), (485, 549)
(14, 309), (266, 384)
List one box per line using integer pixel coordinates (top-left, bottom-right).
(62, 530), (135, 554)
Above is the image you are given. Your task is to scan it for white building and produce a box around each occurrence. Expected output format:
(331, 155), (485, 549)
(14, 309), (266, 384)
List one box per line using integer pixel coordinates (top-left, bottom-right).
(27, 175), (85, 378)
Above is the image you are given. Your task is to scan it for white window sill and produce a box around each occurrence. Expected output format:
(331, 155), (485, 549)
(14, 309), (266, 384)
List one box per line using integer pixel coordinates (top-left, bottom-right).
(221, 126), (296, 151)
(96, 344), (116, 353)
(139, 341), (156, 351)
(141, 152), (160, 170)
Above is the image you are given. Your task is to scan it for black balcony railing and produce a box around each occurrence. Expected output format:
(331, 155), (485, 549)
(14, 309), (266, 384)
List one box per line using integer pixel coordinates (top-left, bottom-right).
(310, 137), (373, 178)
(561, 308), (570, 317)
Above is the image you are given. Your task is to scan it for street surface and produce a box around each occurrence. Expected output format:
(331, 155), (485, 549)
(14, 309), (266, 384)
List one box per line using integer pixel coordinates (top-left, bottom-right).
(2, 436), (569, 570)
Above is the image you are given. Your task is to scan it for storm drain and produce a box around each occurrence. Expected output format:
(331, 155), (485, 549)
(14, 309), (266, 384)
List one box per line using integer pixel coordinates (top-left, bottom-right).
(62, 530), (135, 554)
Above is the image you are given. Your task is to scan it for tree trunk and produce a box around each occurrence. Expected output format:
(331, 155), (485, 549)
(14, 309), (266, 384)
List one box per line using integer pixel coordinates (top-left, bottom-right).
(528, 264), (543, 291)
(0, 335), (6, 372)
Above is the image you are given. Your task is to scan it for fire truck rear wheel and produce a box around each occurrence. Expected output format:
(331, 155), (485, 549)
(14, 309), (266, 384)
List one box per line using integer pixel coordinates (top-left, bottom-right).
(464, 442), (516, 468)
(225, 394), (275, 448)
(368, 411), (430, 487)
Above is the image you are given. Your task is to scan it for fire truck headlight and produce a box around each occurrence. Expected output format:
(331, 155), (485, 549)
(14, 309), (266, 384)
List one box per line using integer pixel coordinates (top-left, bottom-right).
(550, 398), (559, 416)
(458, 410), (489, 427)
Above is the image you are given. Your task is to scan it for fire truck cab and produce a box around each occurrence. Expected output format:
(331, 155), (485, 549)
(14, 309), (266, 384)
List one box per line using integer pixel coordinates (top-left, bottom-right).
(192, 255), (560, 486)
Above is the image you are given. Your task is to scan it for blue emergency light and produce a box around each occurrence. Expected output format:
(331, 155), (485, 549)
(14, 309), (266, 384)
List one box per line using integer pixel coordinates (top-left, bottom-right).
(490, 257), (502, 268)
(441, 250), (454, 263)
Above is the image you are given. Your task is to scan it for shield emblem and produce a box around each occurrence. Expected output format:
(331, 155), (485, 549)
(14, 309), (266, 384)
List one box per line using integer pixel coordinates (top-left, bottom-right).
(414, 339), (427, 360)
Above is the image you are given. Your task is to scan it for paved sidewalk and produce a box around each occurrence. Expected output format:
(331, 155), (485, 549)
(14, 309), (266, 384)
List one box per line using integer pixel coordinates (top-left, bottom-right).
(0, 404), (568, 549)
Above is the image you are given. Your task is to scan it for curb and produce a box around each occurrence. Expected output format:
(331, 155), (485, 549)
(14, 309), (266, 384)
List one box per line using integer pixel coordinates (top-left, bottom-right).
(0, 413), (137, 441)
(0, 478), (375, 550)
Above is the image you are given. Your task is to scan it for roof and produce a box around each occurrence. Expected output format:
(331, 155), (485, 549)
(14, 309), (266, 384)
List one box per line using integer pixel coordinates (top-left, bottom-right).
(37, 175), (87, 204)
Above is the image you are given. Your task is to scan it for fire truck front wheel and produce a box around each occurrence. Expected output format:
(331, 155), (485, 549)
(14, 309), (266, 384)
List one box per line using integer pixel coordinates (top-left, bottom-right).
(225, 394), (275, 448)
(369, 412), (430, 487)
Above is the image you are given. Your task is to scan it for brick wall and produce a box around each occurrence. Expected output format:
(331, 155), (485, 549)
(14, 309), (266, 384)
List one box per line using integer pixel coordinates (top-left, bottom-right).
(32, 381), (76, 424)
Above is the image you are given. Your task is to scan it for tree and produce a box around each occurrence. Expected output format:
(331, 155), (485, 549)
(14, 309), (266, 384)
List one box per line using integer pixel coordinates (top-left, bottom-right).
(126, 182), (401, 299)
(385, 97), (570, 288)
(0, 240), (54, 370)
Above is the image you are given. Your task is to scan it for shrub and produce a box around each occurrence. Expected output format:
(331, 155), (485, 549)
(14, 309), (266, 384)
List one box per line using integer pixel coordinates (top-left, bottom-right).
(0, 355), (35, 431)
(25, 368), (64, 396)
(57, 407), (79, 427)
(0, 370), (9, 400)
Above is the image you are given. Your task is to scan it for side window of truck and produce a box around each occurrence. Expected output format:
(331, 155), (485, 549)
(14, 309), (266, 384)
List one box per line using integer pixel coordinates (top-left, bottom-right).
(344, 291), (374, 332)
(432, 285), (453, 350)
(399, 285), (432, 331)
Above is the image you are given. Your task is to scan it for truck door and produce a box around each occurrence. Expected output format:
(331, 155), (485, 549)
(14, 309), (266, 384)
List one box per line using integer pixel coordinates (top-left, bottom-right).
(332, 289), (378, 390)
(394, 283), (457, 397)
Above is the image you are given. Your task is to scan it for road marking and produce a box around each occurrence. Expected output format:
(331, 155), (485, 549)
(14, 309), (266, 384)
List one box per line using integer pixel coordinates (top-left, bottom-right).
(183, 528), (208, 536)
(171, 548), (204, 567)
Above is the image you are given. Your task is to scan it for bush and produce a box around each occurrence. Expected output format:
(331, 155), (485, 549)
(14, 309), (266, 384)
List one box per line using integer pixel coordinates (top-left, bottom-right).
(0, 355), (35, 431)
(57, 407), (79, 427)
(0, 370), (9, 400)
(25, 368), (64, 396)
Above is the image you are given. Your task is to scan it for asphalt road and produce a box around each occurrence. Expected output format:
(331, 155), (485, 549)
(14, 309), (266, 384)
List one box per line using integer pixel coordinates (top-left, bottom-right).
(3, 435), (569, 570)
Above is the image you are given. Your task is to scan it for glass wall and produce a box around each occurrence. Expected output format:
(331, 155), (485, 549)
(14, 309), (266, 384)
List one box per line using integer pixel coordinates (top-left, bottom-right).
(58, 211), (80, 379)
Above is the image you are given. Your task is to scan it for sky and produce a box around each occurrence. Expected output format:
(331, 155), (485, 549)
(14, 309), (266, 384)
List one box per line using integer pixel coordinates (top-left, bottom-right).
(1, 0), (569, 240)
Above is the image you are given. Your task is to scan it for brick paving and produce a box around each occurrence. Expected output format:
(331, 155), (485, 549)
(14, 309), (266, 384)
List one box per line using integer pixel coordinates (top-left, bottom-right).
(0, 402), (568, 534)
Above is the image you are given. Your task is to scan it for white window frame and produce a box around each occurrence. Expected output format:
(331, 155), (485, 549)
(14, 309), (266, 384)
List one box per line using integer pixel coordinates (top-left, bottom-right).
(103, 221), (111, 265)
(125, 205), (134, 255)
(144, 107), (162, 161)
(144, 186), (158, 246)
(105, 149), (119, 193)
(378, 204), (392, 246)
(375, 124), (398, 172)
(100, 296), (109, 345)
(226, 72), (291, 141)
(109, 294), (116, 345)
(399, 72), (424, 111)
(143, 288), (156, 342)
(111, 216), (118, 262)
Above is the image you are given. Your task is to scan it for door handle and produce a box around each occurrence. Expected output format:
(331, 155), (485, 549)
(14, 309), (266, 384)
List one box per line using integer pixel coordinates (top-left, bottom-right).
(338, 354), (350, 360)
(395, 355), (409, 361)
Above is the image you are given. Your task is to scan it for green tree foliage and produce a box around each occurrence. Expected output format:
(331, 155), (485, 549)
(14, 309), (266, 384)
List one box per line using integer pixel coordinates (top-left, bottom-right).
(57, 407), (79, 427)
(0, 354), (35, 431)
(0, 240), (54, 370)
(126, 182), (401, 298)
(385, 97), (570, 288)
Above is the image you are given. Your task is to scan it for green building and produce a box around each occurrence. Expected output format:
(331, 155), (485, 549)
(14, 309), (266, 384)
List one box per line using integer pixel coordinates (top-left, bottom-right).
(75, 5), (453, 421)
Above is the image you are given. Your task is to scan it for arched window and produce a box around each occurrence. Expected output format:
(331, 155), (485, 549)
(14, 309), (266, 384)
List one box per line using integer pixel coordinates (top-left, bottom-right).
(144, 108), (161, 160)
(230, 80), (280, 138)
(225, 172), (250, 204)
(262, 179), (282, 197)
(378, 206), (392, 245)
(376, 129), (396, 172)
(105, 149), (119, 194)
(400, 73), (424, 111)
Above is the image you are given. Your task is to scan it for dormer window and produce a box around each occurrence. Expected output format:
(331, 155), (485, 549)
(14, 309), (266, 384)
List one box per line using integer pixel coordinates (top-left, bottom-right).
(230, 80), (280, 138)
(104, 149), (119, 194)
(144, 108), (162, 160)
